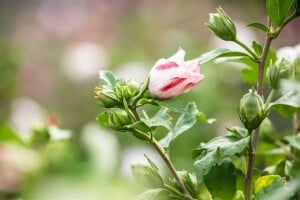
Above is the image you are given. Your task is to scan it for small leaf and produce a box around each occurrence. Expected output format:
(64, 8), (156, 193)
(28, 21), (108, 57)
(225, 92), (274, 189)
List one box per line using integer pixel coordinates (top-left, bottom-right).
(254, 177), (285, 200)
(248, 22), (270, 32)
(266, 0), (296, 26)
(269, 80), (300, 117)
(198, 112), (216, 124)
(204, 159), (237, 200)
(197, 48), (250, 64)
(159, 102), (198, 148)
(131, 163), (163, 188)
(99, 70), (118, 87)
(254, 175), (281, 194)
(97, 112), (109, 127)
(252, 41), (263, 56)
(135, 188), (169, 200)
(142, 107), (174, 132)
(284, 135), (300, 150)
(0, 125), (24, 144)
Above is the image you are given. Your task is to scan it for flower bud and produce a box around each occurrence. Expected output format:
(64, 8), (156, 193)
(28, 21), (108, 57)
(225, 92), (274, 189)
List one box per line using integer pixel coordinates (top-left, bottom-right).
(114, 80), (140, 102)
(95, 87), (120, 108)
(239, 89), (265, 131)
(206, 7), (236, 41)
(107, 110), (132, 131)
(266, 59), (293, 89)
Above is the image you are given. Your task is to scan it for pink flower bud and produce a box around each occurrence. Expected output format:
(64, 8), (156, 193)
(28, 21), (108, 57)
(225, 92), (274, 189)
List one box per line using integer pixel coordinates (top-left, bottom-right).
(149, 48), (204, 99)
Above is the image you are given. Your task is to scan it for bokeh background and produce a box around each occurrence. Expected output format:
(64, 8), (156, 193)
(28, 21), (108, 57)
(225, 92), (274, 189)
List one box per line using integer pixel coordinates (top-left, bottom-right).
(0, 0), (299, 199)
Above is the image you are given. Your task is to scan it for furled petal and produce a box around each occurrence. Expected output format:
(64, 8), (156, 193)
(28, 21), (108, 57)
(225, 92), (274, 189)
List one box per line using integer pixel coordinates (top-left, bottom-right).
(149, 48), (204, 99)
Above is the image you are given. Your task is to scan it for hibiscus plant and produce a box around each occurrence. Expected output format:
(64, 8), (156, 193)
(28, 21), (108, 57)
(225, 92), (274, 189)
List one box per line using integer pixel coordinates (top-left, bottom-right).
(95, 1), (300, 200)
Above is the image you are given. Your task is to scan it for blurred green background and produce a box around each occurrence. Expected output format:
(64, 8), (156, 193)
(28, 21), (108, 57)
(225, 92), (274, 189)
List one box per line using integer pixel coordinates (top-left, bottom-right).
(0, 0), (299, 199)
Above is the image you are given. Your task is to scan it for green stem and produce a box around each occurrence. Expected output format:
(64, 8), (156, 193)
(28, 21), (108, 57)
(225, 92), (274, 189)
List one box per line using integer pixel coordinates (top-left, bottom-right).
(130, 107), (193, 200)
(245, 129), (254, 200)
(234, 39), (259, 61)
(245, 18), (274, 200)
(151, 139), (193, 200)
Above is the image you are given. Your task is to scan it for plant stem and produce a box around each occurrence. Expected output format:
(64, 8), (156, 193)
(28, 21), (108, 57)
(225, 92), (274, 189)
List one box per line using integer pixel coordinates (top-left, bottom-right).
(293, 113), (299, 134)
(244, 19), (274, 200)
(151, 139), (193, 200)
(234, 39), (259, 61)
(244, 129), (254, 200)
(130, 107), (193, 200)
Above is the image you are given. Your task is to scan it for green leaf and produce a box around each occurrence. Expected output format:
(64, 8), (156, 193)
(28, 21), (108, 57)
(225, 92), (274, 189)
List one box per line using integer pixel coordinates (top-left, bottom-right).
(197, 48), (250, 64)
(194, 149), (219, 182)
(131, 164), (163, 188)
(99, 70), (118, 87)
(97, 112), (109, 127)
(193, 134), (250, 159)
(284, 135), (300, 150)
(252, 41), (263, 56)
(269, 80), (300, 117)
(0, 125), (24, 144)
(142, 107), (174, 132)
(193, 134), (250, 181)
(198, 112), (216, 124)
(253, 177), (285, 200)
(266, 0), (296, 26)
(159, 102), (198, 148)
(254, 175), (281, 194)
(248, 22), (270, 32)
(135, 188), (169, 200)
(204, 159), (237, 200)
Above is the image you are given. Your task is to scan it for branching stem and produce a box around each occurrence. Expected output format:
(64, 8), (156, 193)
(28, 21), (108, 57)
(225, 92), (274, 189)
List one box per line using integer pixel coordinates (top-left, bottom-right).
(245, 18), (274, 200)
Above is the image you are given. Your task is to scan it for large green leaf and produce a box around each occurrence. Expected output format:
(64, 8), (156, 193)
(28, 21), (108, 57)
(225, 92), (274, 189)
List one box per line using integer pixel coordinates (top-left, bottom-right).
(159, 102), (198, 148)
(0, 125), (24, 144)
(197, 48), (250, 64)
(204, 159), (237, 200)
(269, 80), (300, 117)
(194, 149), (219, 182)
(253, 177), (285, 200)
(266, 0), (296, 26)
(135, 188), (170, 200)
(142, 107), (174, 132)
(193, 134), (250, 181)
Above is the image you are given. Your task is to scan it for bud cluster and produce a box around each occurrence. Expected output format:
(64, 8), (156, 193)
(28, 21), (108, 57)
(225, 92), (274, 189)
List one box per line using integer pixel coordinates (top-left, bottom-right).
(95, 79), (140, 108)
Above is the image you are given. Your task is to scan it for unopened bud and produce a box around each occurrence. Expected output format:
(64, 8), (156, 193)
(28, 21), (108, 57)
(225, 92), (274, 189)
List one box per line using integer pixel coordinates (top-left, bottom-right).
(206, 7), (236, 41)
(95, 87), (120, 108)
(108, 110), (132, 131)
(239, 89), (265, 131)
(266, 59), (293, 89)
(114, 80), (140, 102)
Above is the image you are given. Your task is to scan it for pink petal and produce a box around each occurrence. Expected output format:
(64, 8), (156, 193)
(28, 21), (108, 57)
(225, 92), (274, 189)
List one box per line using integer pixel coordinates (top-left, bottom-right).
(155, 61), (179, 70)
(160, 77), (186, 92)
(167, 49), (185, 64)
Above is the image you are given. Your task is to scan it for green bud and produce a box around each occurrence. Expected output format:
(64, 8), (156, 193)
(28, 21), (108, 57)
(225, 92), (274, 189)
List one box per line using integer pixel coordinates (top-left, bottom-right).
(107, 110), (132, 131)
(95, 86), (120, 108)
(114, 80), (140, 102)
(266, 59), (293, 89)
(177, 171), (199, 197)
(30, 126), (50, 148)
(206, 7), (236, 41)
(239, 89), (265, 131)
